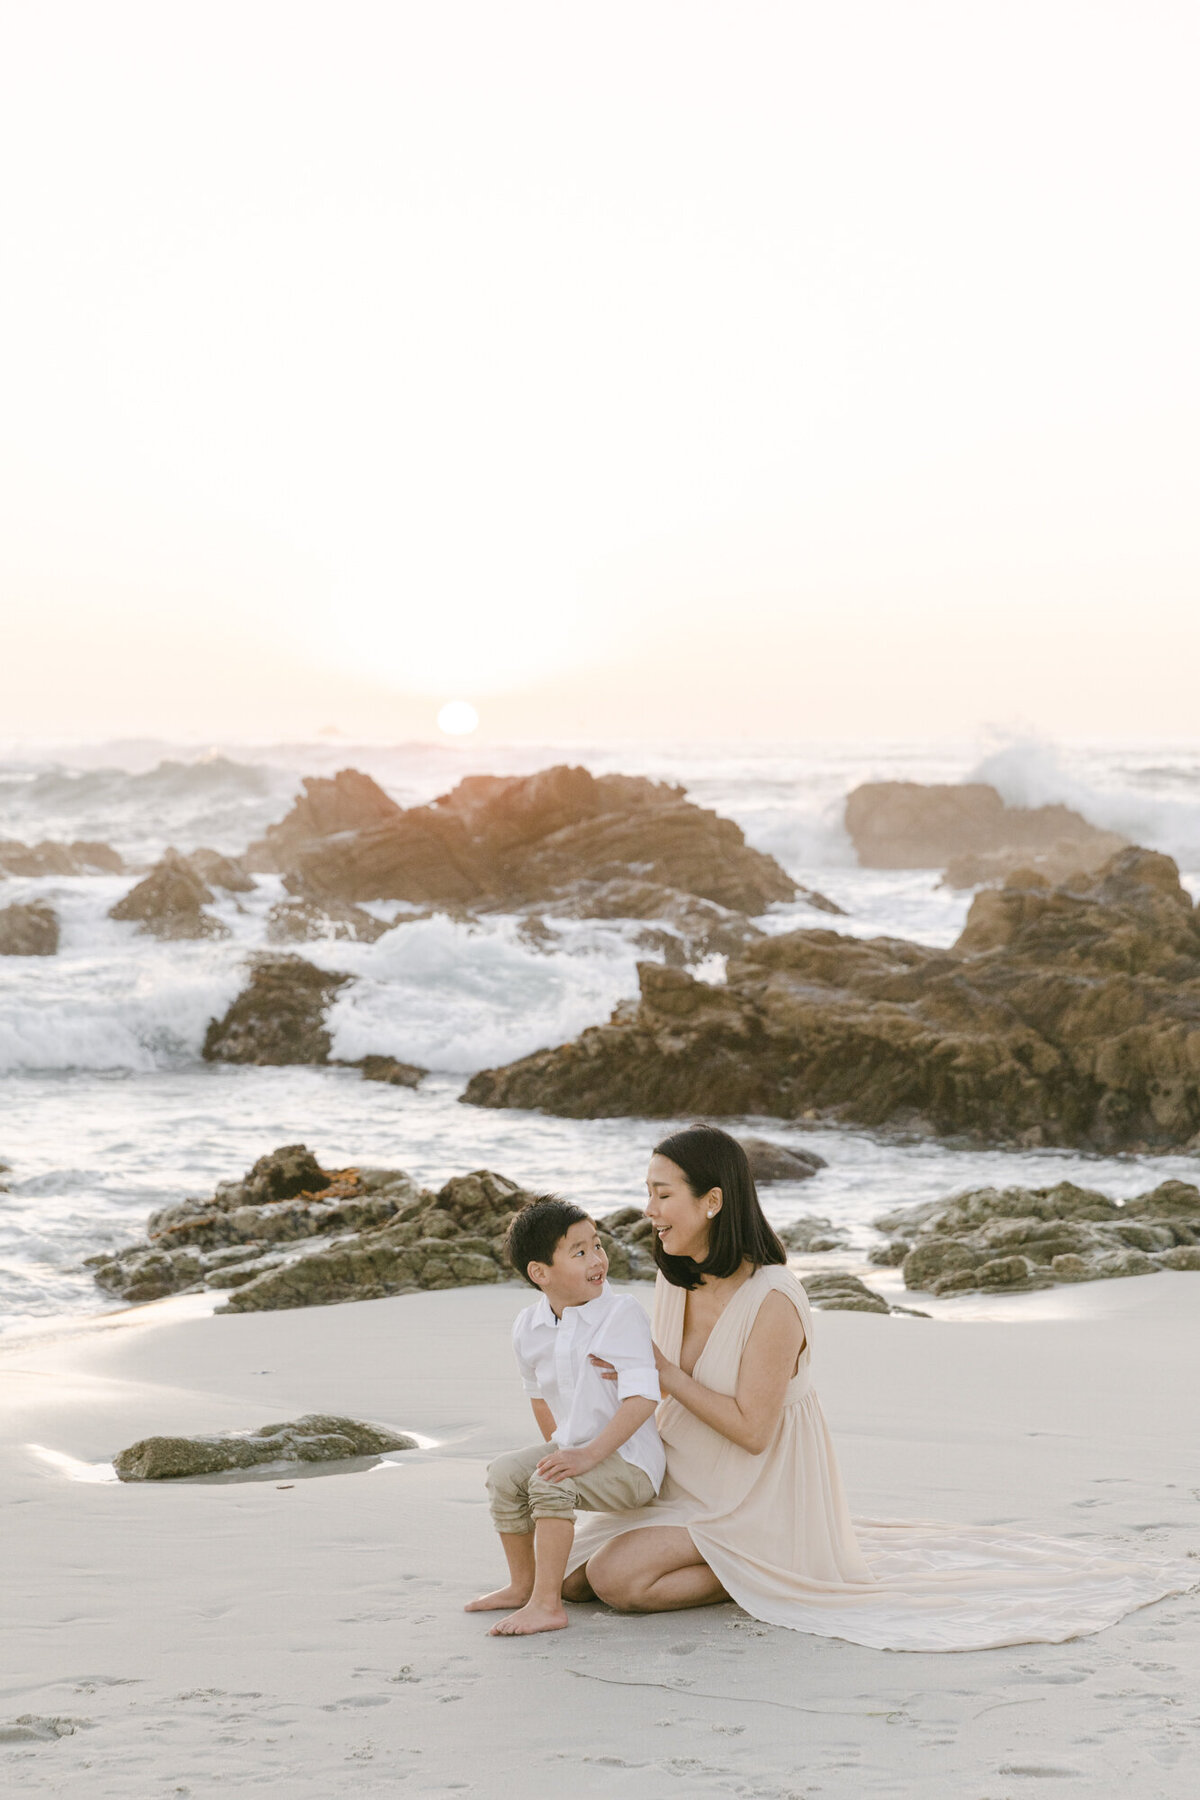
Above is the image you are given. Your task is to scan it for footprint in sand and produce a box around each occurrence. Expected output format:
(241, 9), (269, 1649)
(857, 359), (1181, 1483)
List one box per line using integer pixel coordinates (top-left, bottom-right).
(998, 1764), (1083, 1779)
(0, 1714), (94, 1743)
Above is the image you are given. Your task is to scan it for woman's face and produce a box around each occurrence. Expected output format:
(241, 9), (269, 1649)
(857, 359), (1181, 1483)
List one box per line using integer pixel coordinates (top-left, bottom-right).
(644, 1153), (720, 1261)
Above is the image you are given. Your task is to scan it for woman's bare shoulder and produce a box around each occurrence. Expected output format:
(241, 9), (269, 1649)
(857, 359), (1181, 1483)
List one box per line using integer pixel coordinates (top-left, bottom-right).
(744, 1271), (808, 1351)
(746, 1279), (806, 1330)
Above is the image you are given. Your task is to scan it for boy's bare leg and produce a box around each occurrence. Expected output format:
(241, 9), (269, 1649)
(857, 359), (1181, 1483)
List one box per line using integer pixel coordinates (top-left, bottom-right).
(489, 1517), (574, 1636)
(464, 1532), (536, 1612)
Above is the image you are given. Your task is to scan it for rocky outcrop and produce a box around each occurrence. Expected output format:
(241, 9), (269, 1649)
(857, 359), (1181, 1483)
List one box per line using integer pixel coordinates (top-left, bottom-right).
(88, 1146), (655, 1311)
(245, 764), (796, 917)
(738, 1136), (827, 1183)
(800, 1271), (892, 1313)
(0, 899), (59, 955)
(114, 1414), (416, 1481)
(202, 955), (351, 1064)
(845, 781), (1125, 871)
(356, 1055), (426, 1087)
(219, 1169), (654, 1313)
(532, 878), (766, 965)
(869, 1177), (1200, 1297)
(775, 1216), (848, 1253)
(246, 769), (402, 872)
(88, 1147), (421, 1302)
(266, 893), (390, 945)
(0, 838), (125, 877)
(186, 848), (255, 892)
(108, 851), (230, 940)
(463, 849), (1200, 1151)
(940, 838), (1129, 891)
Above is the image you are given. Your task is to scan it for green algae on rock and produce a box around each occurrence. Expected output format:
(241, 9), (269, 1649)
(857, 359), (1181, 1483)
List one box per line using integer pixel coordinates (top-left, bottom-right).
(114, 1414), (417, 1481)
(869, 1177), (1200, 1298)
(88, 1146), (656, 1314)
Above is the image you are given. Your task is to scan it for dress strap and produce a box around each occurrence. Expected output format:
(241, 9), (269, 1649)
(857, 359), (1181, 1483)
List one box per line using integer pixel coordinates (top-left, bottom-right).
(651, 1271), (685, 1361)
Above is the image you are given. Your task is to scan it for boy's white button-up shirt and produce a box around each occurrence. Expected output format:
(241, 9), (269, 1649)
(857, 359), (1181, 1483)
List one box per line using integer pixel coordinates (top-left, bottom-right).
(512, 1284), (666, 1491)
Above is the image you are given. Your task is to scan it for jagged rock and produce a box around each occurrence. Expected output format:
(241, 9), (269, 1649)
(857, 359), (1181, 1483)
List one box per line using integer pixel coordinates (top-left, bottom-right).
(940, 837), (1127, 891)
(800, 1272), (891, 1313)
(219, 1167), (655, 1313)
(246, 770), (402, 872)
(796, 884), (846, 916)
(355, 1055), (426, 1087)
(90, 1150), (425, 1302)
(246, 764), (796, 916)
(108, 850), (230, 940)
(738, 1136), (827, 1183)
(187, 848), (256, 892)
(113, 1414), (416, 1481)
(845, 781), (1126, 870)
(0, 899), (59, 955)
(89, 1149), (654, 1312)
(0, 837), (124, 877)
(534, 879), (764, 965)
(463, 849), (1200, 1151)
(775, 1216), (849, 1253)
(870, 1177), (1200, 1296)
(202, 955), (351, 1064)
(266, 895), (389, 944)
(599, 1206), (656, 1246)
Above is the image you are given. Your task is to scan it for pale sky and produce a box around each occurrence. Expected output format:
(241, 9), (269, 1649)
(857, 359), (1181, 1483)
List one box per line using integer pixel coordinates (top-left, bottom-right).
(1, 1), (1196, 742)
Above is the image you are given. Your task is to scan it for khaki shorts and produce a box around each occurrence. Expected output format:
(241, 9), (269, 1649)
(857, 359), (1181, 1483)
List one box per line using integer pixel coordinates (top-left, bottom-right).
(486, 1440), (656, 1533)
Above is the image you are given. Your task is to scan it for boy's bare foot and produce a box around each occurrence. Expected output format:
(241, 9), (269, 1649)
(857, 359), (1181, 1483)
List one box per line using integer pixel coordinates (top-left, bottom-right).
(488, 1602), (569, 1637)
(464, 1584), (533, 1612)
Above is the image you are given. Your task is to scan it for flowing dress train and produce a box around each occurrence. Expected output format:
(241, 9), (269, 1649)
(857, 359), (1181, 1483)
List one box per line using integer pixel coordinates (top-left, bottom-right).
(568, 1266), (1194, 1652)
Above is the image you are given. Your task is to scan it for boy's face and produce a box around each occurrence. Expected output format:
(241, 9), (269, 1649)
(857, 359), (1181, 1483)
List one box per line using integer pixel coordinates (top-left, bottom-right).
(532, 1218), (608, 1312)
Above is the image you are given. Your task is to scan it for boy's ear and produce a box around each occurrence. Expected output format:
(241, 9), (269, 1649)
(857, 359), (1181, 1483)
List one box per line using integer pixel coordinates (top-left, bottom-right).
(527, 1260), (550, 1290)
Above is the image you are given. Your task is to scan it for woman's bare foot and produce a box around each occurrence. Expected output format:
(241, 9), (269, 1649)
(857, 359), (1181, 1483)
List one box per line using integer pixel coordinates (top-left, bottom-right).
(488, 1601), (569, 1636)
(464, 1584), (532, 1613)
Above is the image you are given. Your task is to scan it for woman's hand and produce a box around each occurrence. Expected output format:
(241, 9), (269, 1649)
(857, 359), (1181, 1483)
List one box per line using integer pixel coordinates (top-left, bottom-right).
(652, 1340), (683, 1396)
(536, 1445), (597, 1482)
(588, 1354), (618, 1382)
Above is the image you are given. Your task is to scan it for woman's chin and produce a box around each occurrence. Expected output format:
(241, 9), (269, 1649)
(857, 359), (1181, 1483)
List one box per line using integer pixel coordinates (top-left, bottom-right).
(660, 1233), (703, 1261)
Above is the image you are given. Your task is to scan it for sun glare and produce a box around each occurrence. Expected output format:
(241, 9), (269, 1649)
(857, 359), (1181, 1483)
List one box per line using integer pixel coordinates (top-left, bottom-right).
(437, 700), (479, 736)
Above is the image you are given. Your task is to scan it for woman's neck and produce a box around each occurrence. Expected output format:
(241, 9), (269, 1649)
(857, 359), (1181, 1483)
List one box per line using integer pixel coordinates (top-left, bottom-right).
(696, 1259), (755, 1298)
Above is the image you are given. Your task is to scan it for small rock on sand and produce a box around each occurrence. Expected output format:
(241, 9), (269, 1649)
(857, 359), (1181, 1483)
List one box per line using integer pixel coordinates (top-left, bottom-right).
(113, 1414), (418, 1481)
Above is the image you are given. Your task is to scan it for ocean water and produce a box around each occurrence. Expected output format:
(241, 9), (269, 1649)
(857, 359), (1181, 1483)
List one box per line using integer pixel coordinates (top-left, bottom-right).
(2, 735), (1198, 1329)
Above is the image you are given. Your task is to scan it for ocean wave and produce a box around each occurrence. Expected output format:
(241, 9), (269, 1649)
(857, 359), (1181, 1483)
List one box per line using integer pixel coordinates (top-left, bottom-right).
(0, 890), (644, 1077)
(324, 913), (643, 1073)
(0, 755), (297, 859)
(970, 738), (1200, 869)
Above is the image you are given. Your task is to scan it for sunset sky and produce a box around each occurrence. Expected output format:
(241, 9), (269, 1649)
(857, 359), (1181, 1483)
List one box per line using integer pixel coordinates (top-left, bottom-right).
(2, 1), (1196, 743)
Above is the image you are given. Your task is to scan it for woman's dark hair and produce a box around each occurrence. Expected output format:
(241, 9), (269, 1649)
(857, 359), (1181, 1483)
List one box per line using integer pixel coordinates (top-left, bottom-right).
(651, 1124), (786, 1290)
(504, 1195), (590, 1287)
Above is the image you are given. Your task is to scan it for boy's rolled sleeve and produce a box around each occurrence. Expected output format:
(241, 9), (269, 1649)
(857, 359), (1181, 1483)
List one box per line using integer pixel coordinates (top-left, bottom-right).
(614, 1362), (661, 1404)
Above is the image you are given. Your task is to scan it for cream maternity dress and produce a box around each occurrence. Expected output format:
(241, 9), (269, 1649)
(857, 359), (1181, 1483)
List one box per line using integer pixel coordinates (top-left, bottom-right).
(569, 1266), (1193, 1652)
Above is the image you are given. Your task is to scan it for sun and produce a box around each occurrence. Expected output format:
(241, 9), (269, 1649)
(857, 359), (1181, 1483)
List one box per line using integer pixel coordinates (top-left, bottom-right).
(437, 700), (479, 736)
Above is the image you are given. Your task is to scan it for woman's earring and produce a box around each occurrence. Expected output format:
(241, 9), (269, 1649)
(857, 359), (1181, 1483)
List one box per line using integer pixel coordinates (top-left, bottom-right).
(707, 1209), (716, 1219)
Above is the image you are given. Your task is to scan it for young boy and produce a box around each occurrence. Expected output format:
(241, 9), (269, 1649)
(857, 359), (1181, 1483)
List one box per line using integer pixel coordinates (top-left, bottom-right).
(466, 1196), (665, 1637)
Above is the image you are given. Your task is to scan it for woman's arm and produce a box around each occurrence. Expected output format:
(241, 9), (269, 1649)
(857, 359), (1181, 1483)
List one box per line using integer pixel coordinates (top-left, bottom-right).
(657, 1291), (804, 1454)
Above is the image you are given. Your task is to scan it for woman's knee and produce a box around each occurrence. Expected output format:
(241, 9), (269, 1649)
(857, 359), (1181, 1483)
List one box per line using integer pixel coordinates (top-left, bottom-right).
(585, 1547), (650, 1613)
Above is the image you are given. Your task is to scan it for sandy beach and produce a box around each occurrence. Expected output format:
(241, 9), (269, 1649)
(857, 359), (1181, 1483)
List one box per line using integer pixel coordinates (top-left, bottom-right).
(2, 1275), (1196, 1798)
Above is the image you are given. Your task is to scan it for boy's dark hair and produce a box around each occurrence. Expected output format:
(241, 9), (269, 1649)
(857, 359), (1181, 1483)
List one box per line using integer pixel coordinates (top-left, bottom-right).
(652, 1123), (786, 1290)
(505, 1195), (591, 1287)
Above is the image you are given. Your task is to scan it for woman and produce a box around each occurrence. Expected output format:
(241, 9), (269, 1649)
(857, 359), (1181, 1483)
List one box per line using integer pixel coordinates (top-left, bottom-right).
(566, 1125), (1190, 1652)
